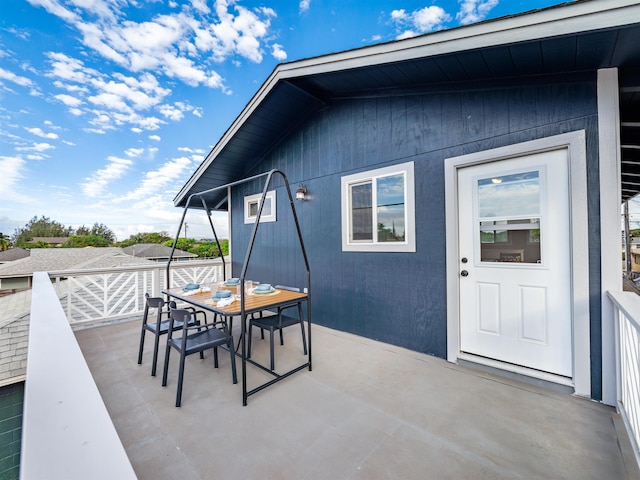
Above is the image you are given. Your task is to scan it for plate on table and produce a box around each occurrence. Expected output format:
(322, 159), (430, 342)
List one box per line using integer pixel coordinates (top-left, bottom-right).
(224, 278), (240, 286)
(183, 283), (200, 291)
(253, 284), (275, 294)
(213, 290), (232, 299)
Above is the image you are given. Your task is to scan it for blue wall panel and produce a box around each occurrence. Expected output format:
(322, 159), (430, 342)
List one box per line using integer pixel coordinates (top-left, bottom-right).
(230, 75), (601, 395)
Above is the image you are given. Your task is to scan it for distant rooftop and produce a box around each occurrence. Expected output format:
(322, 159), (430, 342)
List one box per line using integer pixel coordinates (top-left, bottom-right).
(0, 248), (30, 264)
(0, 247), (153, 278)
(122, 243), (197, 260)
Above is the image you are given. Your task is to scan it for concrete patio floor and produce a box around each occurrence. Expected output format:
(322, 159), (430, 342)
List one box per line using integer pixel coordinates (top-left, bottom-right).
(75, 318), (639, 480)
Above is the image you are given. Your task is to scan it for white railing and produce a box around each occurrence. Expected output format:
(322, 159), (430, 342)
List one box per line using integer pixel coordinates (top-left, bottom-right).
(48, 258), (227, 325)
(609, 290), (640, 469)
(21, 272), (137, 479)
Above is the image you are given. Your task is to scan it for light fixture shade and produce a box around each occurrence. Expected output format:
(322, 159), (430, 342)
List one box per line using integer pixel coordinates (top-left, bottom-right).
(296, 185), (307, 200)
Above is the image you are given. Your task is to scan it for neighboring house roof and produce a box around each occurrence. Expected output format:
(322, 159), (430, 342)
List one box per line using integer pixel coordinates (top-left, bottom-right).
(0, 248), (30, 263)
(0, 247), (153, 278)
(122, 244), (197, 260)
(0, 288), (31, 386)
(174, 0), (640, 207)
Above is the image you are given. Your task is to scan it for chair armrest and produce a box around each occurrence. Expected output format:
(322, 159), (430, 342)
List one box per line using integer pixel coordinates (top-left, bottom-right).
(184, 319), (228, 332)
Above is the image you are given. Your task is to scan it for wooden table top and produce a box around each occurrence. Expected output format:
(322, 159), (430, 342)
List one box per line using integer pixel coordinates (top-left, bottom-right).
(163, 284), (307, 316)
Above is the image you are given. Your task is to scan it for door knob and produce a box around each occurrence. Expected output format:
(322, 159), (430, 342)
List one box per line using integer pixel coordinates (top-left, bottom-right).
(461, 257), (468, 263)
(460, 270), (469, 277)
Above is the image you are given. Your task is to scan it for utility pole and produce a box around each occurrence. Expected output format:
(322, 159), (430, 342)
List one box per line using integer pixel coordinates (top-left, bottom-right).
(184, 222), (188, 240)
(625, 200), (631, 277)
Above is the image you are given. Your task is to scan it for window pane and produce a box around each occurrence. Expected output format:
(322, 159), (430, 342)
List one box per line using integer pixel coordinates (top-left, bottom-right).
(477, 171), (540, 218)
(479, 218), (541, 263)
(351, 183), (372, 241)
(248, 198), (271, 217)
(262, 197), (272, 216)
(377, 174), (405, 242)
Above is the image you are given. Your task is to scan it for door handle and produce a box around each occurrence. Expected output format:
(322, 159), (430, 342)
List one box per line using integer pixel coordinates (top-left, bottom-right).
(460, 270), (469, 277)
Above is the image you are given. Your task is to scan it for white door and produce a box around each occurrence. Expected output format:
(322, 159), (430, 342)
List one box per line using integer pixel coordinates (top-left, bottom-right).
(457, 149), (572, 377)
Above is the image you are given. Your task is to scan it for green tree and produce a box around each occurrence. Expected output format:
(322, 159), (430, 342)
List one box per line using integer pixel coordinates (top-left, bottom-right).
(0, 232), (10, 251)
(164, 237), (197, 252)
(117, 231), (171, 247)
(88, 223), (115, 243)
(13, 216), (73, 247)
(162, 238), (229, 258)
(66, 235), (111, 247)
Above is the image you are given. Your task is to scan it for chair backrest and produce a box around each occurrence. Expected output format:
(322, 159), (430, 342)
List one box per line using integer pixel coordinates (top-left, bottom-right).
(170, 308), (191, 324)
(146, 295), (164, 309)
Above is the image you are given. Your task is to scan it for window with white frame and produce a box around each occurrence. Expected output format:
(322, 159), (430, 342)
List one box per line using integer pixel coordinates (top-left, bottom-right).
(341, 162), (416, 252)
(244, 190), (276, 224)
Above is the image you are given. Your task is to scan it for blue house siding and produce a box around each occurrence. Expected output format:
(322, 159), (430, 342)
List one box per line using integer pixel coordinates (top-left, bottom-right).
(230, 74), (602, 395)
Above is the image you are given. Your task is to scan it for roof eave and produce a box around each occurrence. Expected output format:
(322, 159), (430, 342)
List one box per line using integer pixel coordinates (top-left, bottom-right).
(173, 0), (640, 206)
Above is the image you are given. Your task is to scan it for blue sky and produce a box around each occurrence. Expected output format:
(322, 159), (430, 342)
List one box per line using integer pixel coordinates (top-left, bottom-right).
(0, 0), (567, 241)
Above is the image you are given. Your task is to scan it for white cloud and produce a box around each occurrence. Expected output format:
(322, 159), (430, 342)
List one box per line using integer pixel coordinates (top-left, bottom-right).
(46, 52), (97, 84)
(81, 155), (132, 197)
(272, 43), (287, 61)
(149, 134), (161, 141)
(34, 0), (283, 90)
(391, 9), (407, 21)
(299, 0), (310, 13)
(24, 0), (287, 135)
(25, 127), (59, 139)
(16, 142), (55, 152)
(117, 156), (192, 202)
(54, 93), (83, 107)
(125, 147), (144, 157)
(0, 156), (26, 199)
(391, 5), (451, 39)
(191, 0), (210, 14)
(0, 67), (34, 87)
(397, 30), (416, 40)
(456, 0), (499, 25)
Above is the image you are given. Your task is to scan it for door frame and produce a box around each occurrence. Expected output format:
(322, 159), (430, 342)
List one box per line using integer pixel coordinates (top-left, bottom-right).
(444, 130), (590, 397)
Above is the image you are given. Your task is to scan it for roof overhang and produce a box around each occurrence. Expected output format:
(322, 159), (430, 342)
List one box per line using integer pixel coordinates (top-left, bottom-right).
(175, 0), (640, 207)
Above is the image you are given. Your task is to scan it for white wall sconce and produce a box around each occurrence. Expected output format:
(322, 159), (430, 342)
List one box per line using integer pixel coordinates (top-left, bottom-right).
(296, 184), (307, 201)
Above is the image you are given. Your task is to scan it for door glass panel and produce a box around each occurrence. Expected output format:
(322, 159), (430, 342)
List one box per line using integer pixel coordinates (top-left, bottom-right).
(477, 171), (542, 264)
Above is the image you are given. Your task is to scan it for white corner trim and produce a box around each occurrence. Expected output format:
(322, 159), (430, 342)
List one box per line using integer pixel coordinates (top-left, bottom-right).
(598, 68), (621, 406)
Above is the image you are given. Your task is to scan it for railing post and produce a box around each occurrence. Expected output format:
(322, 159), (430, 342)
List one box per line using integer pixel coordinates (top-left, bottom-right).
(614, 303), (622, 413)
(152, 267), (161, 297)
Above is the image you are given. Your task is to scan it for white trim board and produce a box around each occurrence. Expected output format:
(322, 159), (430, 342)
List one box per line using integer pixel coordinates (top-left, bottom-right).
(598, 68), (622, 407)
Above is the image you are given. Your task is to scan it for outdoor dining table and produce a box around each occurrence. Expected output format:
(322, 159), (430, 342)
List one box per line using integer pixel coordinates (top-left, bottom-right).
(162, 283), (311, 405)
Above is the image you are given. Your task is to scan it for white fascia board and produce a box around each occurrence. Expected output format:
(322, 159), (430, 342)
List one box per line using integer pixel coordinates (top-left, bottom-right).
(175, 0), (640, 206)
(277, 0), (640, 80)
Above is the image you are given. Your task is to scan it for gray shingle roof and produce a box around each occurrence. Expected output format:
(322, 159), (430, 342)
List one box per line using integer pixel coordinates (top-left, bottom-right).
(0, 288), (31, 385)
(0, 247), (151, 277)
(122, 244), (196, 259)
(0, 248), (30, 263)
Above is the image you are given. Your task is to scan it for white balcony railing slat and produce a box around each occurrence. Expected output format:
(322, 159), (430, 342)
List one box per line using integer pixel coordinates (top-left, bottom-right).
(609, 290), (640, 469)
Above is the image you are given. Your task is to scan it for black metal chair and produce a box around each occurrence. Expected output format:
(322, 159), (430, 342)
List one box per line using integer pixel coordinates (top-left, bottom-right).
(248, 285), (307, 371)
(137, 293), (204, 376)
(162, 307), (237, 407)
